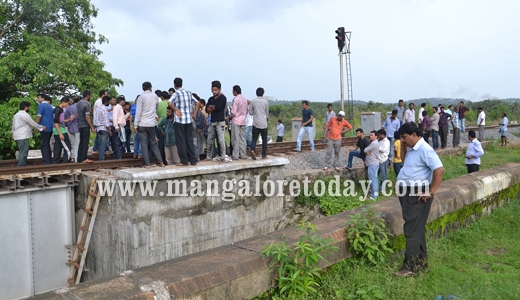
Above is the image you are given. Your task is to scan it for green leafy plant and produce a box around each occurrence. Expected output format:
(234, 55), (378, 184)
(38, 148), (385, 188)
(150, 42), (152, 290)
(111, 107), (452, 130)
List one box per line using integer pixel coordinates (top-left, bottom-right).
(346, 284), (384, 300)
(345, 207), (393, 265)
(261, 221), (339, 298)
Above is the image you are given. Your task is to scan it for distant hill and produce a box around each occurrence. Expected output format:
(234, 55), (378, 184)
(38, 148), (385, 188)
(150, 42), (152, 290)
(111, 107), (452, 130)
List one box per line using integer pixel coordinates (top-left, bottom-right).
(225, 97), (520, 107)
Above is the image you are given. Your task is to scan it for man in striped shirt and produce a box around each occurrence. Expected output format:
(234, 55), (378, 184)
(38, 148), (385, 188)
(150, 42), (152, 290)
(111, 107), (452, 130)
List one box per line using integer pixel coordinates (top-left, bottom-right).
(93, 96), (112, 161)
(169, 77), (199, 166)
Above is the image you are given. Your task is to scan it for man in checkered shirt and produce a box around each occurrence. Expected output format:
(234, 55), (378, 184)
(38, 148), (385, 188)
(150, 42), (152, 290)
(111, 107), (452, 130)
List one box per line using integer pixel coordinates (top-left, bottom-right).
(169, 77), (199, 166)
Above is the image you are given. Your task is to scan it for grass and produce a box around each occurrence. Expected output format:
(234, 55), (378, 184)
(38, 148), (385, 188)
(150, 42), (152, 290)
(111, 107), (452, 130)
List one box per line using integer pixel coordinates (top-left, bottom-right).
(301, 200), (520, 300)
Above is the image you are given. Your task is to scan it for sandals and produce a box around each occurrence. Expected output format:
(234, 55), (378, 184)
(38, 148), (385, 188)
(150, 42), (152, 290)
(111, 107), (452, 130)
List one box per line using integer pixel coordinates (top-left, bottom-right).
(393, 269), (417, 277)
(324, 167), (341, 171)
(83, 159), (93, 163)
(141, 165), (151, 169)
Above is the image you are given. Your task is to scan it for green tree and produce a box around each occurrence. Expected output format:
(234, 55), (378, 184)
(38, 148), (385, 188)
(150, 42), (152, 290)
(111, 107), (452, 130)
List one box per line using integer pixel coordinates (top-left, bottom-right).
(0, 0), (122, 158)
(0, 0), (122, 101)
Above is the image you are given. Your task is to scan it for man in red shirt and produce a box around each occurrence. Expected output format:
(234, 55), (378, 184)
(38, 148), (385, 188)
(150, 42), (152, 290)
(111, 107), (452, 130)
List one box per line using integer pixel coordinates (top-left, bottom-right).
(323, 111), (352, 171)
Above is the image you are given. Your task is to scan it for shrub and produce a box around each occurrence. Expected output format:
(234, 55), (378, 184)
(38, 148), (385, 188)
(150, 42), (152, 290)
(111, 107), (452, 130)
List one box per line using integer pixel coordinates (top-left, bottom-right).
(261, 222), (339, 298)
(345, 207), (394, 265)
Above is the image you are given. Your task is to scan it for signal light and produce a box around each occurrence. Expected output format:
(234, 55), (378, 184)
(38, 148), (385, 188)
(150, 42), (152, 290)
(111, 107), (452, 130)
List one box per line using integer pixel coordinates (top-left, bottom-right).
(335, 27), (345, 52)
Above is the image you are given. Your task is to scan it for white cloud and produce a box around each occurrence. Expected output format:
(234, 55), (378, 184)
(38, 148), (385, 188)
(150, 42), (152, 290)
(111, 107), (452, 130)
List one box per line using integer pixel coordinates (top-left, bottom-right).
(90, 0), (520, 102)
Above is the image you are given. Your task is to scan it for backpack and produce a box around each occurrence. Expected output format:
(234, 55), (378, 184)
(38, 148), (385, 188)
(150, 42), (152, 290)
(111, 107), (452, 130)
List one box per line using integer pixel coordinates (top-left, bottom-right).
(195, 110), (205, 130)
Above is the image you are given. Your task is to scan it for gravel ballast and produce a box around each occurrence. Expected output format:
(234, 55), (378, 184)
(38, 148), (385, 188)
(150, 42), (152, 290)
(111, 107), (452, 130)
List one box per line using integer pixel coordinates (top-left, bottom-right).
(284, 127), (520, 172)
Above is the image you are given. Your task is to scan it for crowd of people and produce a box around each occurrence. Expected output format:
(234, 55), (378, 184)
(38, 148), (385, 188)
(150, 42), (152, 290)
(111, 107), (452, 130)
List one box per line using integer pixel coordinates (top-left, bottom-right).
(11, 79), (278, 168)
(11, 92), (502, 176)
(304, 99), (502, 199)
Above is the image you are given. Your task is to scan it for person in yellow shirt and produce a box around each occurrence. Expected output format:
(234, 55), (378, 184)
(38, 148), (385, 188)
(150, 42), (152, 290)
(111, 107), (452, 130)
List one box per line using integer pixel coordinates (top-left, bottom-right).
(393, 131), (403, 175)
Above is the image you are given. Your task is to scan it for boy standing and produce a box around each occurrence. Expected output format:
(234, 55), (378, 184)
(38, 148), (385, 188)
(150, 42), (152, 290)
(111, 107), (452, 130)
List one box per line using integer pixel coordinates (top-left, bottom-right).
(158, 107), (181, 165)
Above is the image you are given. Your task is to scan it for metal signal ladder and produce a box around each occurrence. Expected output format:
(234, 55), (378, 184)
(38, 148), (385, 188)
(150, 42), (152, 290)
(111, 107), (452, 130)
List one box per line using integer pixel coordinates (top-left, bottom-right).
(344, 31), (354, 134)
(66, 177), (102, 285)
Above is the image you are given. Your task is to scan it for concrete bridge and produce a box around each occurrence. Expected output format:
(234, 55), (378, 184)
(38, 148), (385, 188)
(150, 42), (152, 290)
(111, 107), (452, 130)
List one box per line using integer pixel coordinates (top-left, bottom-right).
(28, 162), (520, 300)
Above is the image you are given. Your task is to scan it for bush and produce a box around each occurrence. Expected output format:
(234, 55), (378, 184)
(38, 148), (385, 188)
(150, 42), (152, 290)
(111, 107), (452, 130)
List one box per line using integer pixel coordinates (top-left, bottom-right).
(345, 207), (394, 265)
(261, 222), (339, 298)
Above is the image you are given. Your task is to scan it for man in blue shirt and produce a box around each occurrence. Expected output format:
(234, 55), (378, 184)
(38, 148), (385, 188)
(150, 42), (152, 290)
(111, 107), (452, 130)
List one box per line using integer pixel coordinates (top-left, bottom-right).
(382, 109), (400, 163)
(465, 130), (484, 173)
(294, 101), (314, 151)
(394, 122), (444, 277)
(36, 94), (54, 164)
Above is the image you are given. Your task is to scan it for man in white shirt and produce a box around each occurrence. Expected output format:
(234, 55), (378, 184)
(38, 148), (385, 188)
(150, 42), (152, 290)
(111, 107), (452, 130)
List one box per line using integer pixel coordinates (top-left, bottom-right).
(377, 129), (390, 193)
(245, 100), (253, 149)
(12, 101), (45, 166)
(477, 107), (485, 141)
(465, 130), (484, 173)
(135, 82), (165, 168)
(111, 96), (127, 159)
(405, 103), (415, 123)
(92, 90), (107, 154)
(322, 103), (336, 143)
(418, 103), (426, 127)
(445, 105), (453, 135)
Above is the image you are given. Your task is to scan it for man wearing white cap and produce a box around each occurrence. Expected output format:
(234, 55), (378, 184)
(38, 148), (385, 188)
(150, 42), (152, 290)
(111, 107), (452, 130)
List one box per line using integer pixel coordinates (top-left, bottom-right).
(323, 111), (352, 171)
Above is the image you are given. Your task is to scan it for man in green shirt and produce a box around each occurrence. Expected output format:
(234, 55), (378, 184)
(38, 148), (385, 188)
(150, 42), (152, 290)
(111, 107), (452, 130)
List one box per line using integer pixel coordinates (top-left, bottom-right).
(157, 91), (170, 119)
(156, 91), (170, 162)
(52, 97), (73, 163)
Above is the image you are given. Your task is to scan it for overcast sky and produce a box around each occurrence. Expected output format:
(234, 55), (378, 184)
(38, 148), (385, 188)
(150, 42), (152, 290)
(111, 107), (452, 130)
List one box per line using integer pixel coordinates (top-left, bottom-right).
(90, 0), (520, 103)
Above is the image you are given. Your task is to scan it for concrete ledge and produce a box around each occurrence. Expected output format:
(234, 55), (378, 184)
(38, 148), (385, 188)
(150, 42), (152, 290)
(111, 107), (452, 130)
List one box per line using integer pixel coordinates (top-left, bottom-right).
(112, 157), (290, 180)
(34, 163), (520, 300)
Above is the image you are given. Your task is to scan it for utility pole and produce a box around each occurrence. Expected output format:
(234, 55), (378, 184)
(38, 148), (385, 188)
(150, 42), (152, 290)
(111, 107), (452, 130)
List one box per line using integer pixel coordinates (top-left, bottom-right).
(335, 27), (346, 112)
(335, 27), (353, 130)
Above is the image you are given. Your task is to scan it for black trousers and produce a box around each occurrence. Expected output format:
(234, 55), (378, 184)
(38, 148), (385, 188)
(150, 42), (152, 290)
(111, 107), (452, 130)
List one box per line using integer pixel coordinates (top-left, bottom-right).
(276, 136), (283, 142)
(111, 126), (123, 159)
(124, 128), (132, 153)
(52, 133), (72, 163)
(156, 127), (166, 163)
(78, 127), (91, 162)
(174, 122), (197, 165)
(251, 126), (267, 158)
(398, 185), (432, 272)
(423, 129), (430, 144)
(40, 131), (52, 164)
(439, 125), (448, 148)
(228, 128), (233, 156)
(467, 164), (479, 173)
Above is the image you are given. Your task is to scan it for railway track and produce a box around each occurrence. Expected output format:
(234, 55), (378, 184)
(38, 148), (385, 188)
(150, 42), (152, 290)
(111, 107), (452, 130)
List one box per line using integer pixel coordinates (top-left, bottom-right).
(1, 123), (516, 176)
(0, 158), (143, 179)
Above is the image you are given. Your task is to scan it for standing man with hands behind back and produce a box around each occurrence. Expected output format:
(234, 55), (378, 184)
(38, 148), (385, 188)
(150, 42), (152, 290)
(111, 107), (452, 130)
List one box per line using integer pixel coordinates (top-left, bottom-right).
(394, 122), (444, 277)
(169, 77), (199, 166)
(249, 87), (270, 160)
(135, 81), (165, 168)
